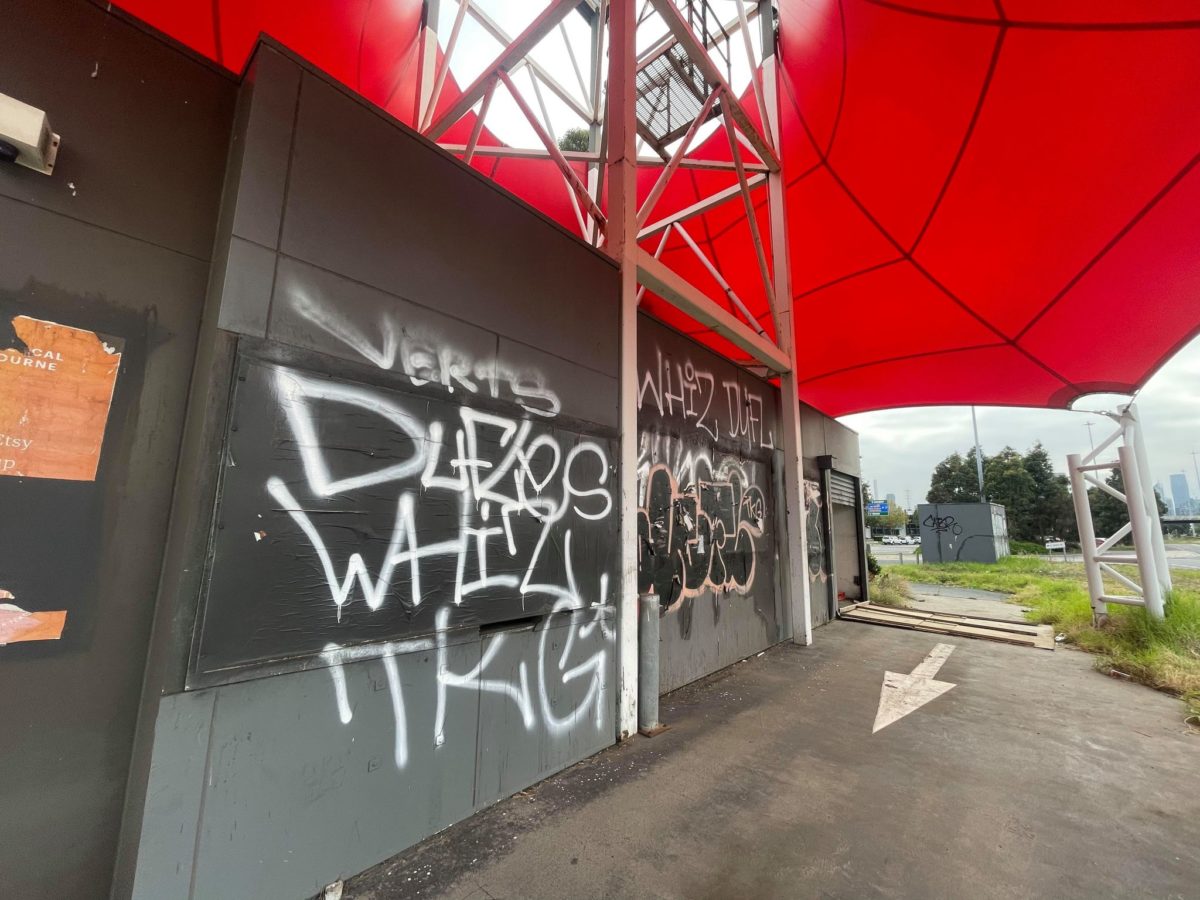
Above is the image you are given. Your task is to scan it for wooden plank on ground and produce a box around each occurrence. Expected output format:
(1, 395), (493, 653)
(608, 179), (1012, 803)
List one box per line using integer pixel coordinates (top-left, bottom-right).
(839, 604), (1055, 651)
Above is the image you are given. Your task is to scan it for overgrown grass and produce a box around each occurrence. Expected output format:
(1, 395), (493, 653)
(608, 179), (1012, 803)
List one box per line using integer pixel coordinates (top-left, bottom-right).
(868, 571), (913, 608)
(891, 556), (1200, 718)
(1009, 539), (1051, 555)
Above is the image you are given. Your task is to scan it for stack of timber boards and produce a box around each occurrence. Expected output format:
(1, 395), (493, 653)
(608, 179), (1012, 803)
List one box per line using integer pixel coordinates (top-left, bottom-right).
(839, 603), (1056, 650)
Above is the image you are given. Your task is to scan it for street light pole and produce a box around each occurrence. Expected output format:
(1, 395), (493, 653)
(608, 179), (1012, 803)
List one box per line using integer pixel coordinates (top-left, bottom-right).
(971, 406), (985, 501)
(1085, 420), (1096, 450)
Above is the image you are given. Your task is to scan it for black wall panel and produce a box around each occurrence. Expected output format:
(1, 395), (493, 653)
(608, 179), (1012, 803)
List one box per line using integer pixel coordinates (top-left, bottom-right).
(195, 356), (618, 675)
(0, 2), (235, 896)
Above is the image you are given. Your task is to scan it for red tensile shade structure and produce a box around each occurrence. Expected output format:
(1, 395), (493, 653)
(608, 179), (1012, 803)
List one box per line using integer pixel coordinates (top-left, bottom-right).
(114, 0), (1200, 416)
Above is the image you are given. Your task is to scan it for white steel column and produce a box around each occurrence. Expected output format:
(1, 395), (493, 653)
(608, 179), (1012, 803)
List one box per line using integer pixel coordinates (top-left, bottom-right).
(607, 0), (640, 740)
(1068, 407), (1168, 622)
(762, 50), (812, 644)
(1067, 452), (1108, 621)
(1124, 403), (1172, 592)
(1118, 444), (1165, 618)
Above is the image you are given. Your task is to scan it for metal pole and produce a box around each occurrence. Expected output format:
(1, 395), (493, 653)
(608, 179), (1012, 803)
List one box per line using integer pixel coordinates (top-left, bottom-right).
(607, 0), (640, 741)
(1085, 421), (1096, 451)
(1125, 404), (1171, 593)
(1068, 453), (1107, 623)
(762, 48), (812, 645)
(971, 406), (985, 500)
(1119, 444), (1165, 619)
(637, 592), (663, 733)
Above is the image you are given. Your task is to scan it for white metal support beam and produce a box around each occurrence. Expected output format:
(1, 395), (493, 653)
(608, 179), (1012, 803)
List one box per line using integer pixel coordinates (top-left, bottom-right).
(762, 52), (812, 644)
(420, 0), (471, 132)
(607, 0), (640, 742)
(416, 0), (443, 128)
(436, 144), (765, 173)
(465, 3), (596, 124)
(673, 222), (766, 336)
(648, 0), (780, 172)
(1124, 403), (1172, 592)
(638, 174), (766, 240)
(1067, 406), (1167, 622)
(427, 0), (579, 140)
(636, 250), (790, 372)
(1119, 443), (1165, 618)
(637, 88), (721, 228)
(722, 104), (776, 309)
(734, 0), (772, 153)
(498, 70), (607, 231)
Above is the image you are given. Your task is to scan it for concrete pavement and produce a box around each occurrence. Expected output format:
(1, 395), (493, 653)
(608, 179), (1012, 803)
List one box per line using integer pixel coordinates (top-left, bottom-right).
(905, 582), (1029, 622)
(345, 622), (1198, 900)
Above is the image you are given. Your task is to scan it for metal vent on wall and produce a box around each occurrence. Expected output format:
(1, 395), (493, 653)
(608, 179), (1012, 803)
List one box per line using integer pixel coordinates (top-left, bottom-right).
(829, 472), (858, 507)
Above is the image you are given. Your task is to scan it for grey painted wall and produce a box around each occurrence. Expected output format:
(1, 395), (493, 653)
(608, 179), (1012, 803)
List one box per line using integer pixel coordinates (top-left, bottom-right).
(918, 502), (1010, 564)
(0, 2), (235, 896)
(799, 404), (861, 627)
(636, 316), (782, 693)
(131, 44), (621, 899)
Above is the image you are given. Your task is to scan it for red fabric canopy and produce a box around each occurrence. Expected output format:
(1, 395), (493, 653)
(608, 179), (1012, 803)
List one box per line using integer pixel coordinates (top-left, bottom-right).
(114, 1), (1200, 416)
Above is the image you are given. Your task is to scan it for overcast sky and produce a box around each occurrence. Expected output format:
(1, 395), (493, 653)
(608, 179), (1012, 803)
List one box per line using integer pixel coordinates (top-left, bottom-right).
(840, 335), (1200, 510)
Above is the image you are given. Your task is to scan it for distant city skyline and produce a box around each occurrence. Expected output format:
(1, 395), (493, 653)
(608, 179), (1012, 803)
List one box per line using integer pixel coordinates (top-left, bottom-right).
(1170, 472), (1194, 516)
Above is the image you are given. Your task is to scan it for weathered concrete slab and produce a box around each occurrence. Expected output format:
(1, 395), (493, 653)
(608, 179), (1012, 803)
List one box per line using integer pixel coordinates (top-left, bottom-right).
(907, 581), (1029, 623)
(346, 622), (1200, 900)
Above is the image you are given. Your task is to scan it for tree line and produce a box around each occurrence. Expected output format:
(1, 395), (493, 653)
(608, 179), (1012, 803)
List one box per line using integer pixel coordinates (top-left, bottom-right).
(922, 443), (1164, 545)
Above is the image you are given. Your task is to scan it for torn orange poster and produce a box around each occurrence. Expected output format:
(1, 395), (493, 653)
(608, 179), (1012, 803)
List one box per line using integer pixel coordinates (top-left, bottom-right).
(0, 315), (121, 481)
(0, 591), (67, 644)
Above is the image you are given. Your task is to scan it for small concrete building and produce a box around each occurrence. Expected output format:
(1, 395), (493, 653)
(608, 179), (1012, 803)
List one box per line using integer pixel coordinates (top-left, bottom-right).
(917, 502), (1010, 564)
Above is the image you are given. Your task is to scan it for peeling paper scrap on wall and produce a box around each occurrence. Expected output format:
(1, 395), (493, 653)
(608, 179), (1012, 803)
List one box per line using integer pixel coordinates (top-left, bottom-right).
(0, 315), (122, 481)
(0, 591), (67, 645)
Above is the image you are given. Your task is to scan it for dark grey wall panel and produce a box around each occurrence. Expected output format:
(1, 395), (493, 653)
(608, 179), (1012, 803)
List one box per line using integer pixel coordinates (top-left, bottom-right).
(269, 254), (500, 385)
(496, 335), (619, 431)
(135, 617), (618, 899)
(0, 0), (231, 260)
(0, 3), (234, 895)
(130, 41), (623, 899)
(208, 45), (303, 337)
(193, 356), (619, 677)
(215, 235), (277, 335)
(474, 610), (616, 805)
(129, 691), (216, 900)
(277, 72), (619, 377)
(798, 402), (861, 628)
(135, 640), (481, 900)
(226, 47), (300, 249)
(636, 316), (781, 693)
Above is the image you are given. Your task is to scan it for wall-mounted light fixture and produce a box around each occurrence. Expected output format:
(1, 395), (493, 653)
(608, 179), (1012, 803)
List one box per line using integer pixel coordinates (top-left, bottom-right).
(0, 92), (60, 175)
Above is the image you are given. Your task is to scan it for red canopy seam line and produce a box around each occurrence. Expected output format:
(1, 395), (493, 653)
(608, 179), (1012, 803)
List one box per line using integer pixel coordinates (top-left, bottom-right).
(824, 0), (849, 159)
(908, 25), (1007, 255)
(797, 342), (1008, 385)
(1014, 149), (1200, 342)
(861, 1), (1200, 32)
(211, 0), (223, 66)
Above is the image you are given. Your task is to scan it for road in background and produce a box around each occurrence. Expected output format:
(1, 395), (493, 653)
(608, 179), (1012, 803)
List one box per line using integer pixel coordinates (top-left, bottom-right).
(870, 540), (1200, 570)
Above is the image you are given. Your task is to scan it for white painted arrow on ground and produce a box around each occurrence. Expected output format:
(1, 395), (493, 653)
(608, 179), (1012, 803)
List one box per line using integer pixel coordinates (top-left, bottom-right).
(873, 643), (956, 733)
